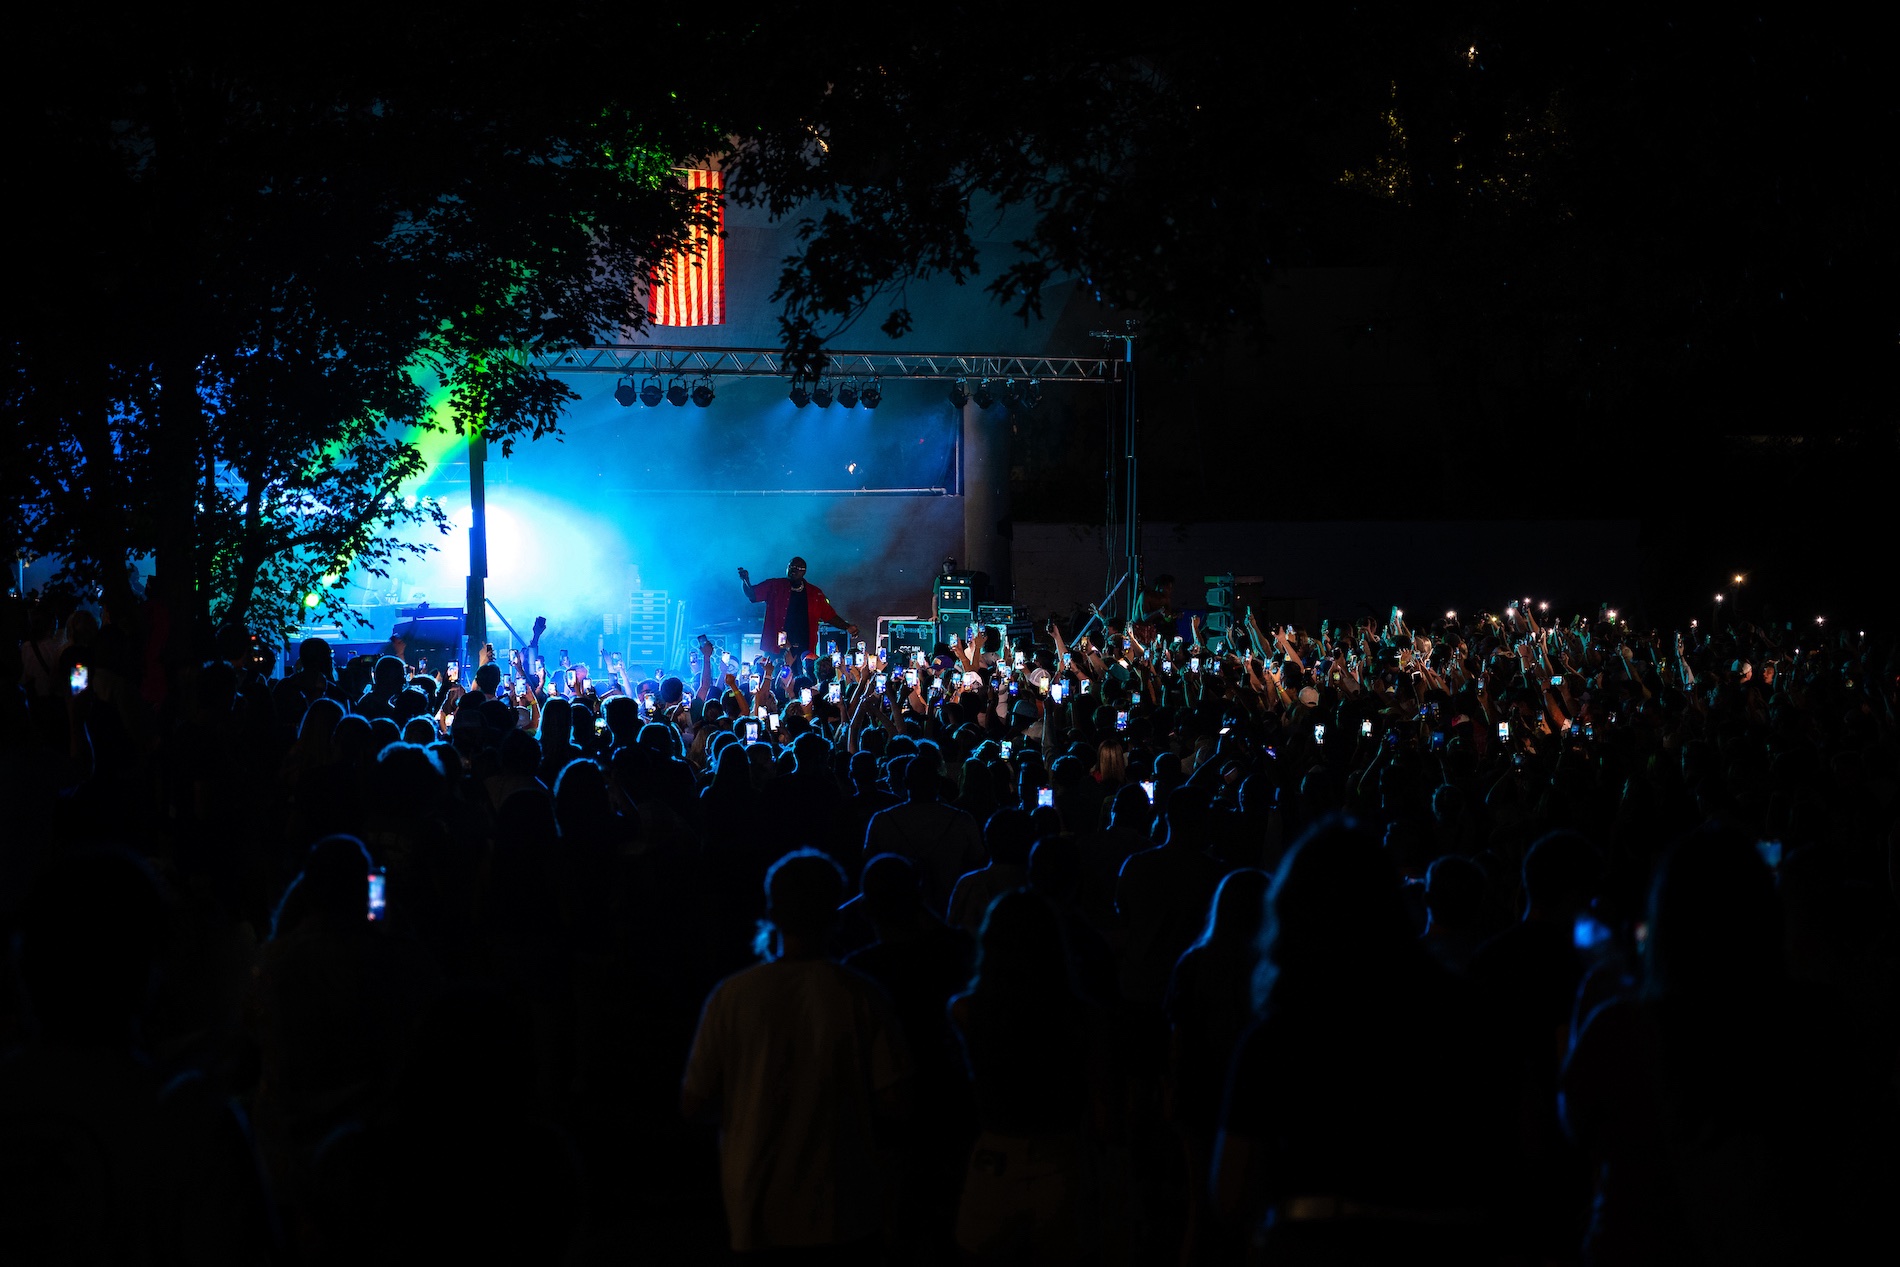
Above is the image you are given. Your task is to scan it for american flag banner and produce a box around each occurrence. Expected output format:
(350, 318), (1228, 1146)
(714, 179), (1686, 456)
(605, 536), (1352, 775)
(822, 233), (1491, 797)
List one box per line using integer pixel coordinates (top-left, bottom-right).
(648, 169), (725, 326)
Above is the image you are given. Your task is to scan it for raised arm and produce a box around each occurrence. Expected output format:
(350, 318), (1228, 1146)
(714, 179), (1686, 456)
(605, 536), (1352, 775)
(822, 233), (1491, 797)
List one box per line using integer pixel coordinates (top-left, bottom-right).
(737, 566), (757, 602)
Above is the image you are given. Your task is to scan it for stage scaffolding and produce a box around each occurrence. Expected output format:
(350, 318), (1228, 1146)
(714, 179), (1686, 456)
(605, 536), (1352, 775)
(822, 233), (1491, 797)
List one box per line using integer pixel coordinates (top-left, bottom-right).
(460, 344), (1132, 662)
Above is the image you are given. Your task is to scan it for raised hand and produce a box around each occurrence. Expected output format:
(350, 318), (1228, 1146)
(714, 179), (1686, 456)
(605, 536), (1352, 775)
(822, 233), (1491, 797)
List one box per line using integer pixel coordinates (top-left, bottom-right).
(737, 567), (751, 584)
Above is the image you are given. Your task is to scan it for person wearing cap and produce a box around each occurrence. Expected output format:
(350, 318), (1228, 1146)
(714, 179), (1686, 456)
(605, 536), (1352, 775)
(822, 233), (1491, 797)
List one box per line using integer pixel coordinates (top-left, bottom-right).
(682, 849), (911, 1258)
(737, 557), (859, 670)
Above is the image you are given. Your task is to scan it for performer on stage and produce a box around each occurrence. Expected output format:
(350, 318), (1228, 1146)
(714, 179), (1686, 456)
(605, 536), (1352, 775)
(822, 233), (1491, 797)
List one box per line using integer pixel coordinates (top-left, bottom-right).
(738, 557), (858, 665)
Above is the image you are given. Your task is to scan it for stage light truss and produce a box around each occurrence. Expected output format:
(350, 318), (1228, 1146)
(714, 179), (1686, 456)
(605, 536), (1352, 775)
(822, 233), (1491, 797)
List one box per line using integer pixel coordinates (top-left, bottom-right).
(531, 345), (1118, 384)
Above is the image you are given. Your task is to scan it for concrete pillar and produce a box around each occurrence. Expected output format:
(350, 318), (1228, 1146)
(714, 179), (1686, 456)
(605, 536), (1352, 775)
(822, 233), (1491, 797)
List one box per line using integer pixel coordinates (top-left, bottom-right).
(961, 398), (1011, 601)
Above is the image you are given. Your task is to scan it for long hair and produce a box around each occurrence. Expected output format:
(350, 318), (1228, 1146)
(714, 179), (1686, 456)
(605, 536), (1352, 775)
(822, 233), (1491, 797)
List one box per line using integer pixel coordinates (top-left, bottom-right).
(538, 696), (572, 746)
(706, 740), (756, 802)
(1189, 867), (1271, 958)
(1254, 814), (1423, 1013)
(1095, 737), (1128, 784)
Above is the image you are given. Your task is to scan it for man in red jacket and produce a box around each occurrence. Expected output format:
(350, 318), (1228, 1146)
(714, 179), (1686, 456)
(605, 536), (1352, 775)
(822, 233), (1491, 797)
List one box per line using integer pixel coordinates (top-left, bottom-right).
(738, 557), (859, 668)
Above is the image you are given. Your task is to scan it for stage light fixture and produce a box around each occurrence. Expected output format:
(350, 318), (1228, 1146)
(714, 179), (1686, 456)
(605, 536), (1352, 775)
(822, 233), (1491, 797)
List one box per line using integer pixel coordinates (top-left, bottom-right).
(612, 376), (638, 407)
(639, 376), (664, 407)
(948, 379), (969, 408)
(1004, 378), (1043, 412)
(789, 377), (811, 408)
(972, 378), (995, 409)
(665, 377), (689, 407)
(860, 377), (882, 409)
(813, 378), (835, 408)
(690, 377), (715, 407)
(837, 379), (859, 408)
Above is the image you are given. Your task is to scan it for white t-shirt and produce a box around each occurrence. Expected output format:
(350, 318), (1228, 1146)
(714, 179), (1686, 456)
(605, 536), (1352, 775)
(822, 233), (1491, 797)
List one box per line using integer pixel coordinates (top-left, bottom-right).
(683, 957), (910, 1252)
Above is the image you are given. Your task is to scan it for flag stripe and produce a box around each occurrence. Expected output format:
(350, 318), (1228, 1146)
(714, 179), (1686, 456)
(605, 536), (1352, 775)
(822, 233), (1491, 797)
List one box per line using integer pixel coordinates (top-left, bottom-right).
(650, 169), (724, 327)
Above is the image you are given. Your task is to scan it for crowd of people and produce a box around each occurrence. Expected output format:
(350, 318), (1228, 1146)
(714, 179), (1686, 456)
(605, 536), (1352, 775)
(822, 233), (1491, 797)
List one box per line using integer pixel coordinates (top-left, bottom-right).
(5, 589), (1897, 1264)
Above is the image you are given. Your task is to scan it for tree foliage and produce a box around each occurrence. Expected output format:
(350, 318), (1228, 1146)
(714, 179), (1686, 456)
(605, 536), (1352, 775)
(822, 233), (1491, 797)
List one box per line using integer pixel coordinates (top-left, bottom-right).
(5, 9), (727, 635)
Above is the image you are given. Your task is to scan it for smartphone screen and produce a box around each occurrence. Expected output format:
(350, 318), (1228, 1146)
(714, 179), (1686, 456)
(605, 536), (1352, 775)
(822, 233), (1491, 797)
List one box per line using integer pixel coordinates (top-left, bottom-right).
(1189, 657), (1201, 673)
(743, 718), (760, 743)
(1131, 692), (1142, 705)
(767, 714), (779, 731)
(1001, 740), (1013, 759)
(1573, 915), (1612, 950)
(69, 664), (89, 695)
(904, 668), (919, 688)
(778, 631), (788, 648)
(367, 870), (386, 922)
(1116, 709), (1129, 730)
(1162, 661), (1173, 674)
(1062, 652), (1072, 667)
(756, 705), (768, 720)
(877, 673), (889, 692)
(1140, 780), (1156, 801)
(1080, 680), (1092, 694)
(1497, 721), (1510, 741)
(596, 716), (610, 733)
(827, 682), (842, 703)
(446, 662), (459, 682)
(1008, 682), (1019, 697)
(1052, 681), (1066, 702)
(1014, 651), (1026, 668)
(1361, 719), (1373, 737)
(1036, 787), (1054, 808)
(1430, 730), (1446, 751)
(1552, 674), (1565, 686)
(1314, 724), (1326, 742)
(800, 687), (812, 706)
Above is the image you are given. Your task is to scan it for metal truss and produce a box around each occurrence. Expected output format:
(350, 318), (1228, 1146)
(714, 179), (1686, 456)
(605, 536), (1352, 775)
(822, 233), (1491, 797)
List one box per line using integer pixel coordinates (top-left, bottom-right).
(530, 344), (1119, 383)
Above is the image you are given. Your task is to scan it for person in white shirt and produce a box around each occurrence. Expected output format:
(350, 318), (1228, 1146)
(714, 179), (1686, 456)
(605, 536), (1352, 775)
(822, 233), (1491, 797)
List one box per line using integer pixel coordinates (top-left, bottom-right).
(682, 849), (912, 1259)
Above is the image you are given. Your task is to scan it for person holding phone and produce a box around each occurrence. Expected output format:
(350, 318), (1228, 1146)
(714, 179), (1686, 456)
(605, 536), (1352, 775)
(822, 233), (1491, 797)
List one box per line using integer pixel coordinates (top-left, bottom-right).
(738, 557), (859, 670)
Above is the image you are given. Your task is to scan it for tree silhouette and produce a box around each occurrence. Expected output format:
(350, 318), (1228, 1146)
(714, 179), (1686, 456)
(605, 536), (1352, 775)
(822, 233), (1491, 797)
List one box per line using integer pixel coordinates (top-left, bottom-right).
(6, 10), (725, 636)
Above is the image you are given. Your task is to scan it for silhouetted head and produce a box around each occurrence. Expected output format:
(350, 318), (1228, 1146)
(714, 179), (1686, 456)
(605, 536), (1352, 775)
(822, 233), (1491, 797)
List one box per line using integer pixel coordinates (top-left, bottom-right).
(969, 888), (1072, 1003)
(984, 808), (1036, 868)
(764, 849), (846, 943)
(1260, 815), (1419, 1008)
(299, 637), (334, 678)
(1424, 855), (1488, 932)
(271, 835), (376, 940)
(372, 655), (406, 694)
(1522, 830), (1598, 920)
(1194, 867), (1270, 953)
(1027, 834), (1084, 902)
(854, 853), (924, 930)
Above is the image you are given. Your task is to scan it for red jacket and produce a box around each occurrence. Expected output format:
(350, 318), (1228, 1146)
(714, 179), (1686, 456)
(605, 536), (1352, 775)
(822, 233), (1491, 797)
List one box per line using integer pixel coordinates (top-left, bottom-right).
(749, 577), (846, 649)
